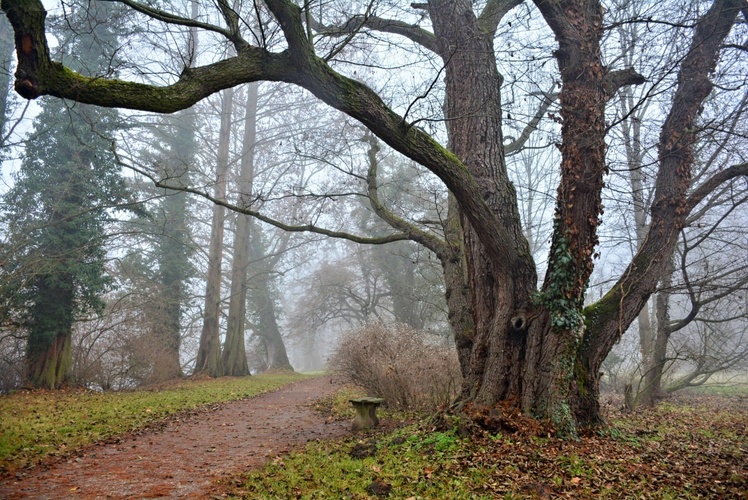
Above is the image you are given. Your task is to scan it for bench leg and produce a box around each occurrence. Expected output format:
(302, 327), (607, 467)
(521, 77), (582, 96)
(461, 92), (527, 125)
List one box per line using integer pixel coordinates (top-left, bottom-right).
(351, 405), (374, 431)
(368, 404), (380, 427)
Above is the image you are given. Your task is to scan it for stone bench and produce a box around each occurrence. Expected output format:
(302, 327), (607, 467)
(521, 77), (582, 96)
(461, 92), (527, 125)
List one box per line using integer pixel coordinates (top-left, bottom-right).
(349, 397), (384, 431)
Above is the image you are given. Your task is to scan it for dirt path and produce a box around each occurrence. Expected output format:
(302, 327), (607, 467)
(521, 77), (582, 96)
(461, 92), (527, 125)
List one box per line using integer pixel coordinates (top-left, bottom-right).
(0, 376), (349, 499)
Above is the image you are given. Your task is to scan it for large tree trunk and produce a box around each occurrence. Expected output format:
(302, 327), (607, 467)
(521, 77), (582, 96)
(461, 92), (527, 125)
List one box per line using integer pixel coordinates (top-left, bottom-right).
(195, 88), (233, 377)
(26, 278), (74, 389)
(570, 0), (741, 428)
(429, 0), (540, 414)
(223, 83), (260, 377)
(528, 0), (610, 434)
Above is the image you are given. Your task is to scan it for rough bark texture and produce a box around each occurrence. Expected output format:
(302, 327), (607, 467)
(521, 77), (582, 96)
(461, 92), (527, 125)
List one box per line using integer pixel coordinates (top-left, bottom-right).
(195, 88), (233, 377)
(430, 0), (536, 413)
(529, 0), (609, 434)
(572, 0), (743, 427)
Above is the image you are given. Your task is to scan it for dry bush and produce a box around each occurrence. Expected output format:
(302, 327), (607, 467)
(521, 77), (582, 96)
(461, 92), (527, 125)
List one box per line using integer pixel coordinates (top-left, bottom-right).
(330, 323), (462, 412)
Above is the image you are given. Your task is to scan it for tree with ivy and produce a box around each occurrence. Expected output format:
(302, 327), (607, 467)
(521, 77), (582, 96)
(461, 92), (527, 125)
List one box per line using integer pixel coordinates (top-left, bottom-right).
(0, 1), (131, 388)
(3, 0), (747, 435)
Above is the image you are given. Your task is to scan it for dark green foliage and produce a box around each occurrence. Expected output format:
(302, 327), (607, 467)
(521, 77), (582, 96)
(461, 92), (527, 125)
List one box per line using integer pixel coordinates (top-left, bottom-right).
(0, 2), (130, 388)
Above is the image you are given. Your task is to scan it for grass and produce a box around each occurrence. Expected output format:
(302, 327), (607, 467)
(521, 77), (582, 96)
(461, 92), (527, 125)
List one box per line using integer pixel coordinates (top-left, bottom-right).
(223, 391), (748, 499)
(0, 372), (309, 472)
(2, 375), (746, 498)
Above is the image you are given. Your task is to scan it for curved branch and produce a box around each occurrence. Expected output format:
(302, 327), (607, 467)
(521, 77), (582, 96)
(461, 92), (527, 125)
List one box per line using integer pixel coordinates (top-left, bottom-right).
(313, 14), (438, 53)
(106, 0), (237, 43)
(602, 67), (647, 98)
(362, 133), (451, 260)
(478, 0), (524, 36)
(686, 162), (748, 211)
(122, 158), (410, 246)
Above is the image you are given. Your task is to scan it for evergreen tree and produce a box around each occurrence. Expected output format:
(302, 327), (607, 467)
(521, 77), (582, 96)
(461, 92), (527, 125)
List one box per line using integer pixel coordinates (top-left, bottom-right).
(137, 110), (197, 379)
(0, 2), (129, 388)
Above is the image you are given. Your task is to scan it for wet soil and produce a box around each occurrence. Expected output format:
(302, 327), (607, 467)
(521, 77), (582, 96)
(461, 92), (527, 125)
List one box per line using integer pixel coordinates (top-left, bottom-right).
(0, 376), (348, 499)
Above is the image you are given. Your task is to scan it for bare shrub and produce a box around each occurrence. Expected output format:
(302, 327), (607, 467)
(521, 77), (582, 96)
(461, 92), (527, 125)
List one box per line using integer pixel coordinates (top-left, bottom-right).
(0, 330), (25, 393)
(330, 323), (462, 412)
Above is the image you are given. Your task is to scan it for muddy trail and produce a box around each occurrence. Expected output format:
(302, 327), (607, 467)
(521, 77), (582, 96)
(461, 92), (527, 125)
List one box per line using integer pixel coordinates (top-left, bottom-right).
(0, 376), (349, 499)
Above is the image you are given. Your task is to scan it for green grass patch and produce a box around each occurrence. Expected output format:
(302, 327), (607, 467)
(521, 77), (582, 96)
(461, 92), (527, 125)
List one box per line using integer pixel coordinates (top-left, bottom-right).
(0, 372), (308, 472)
(229, 426), (483, 499)
(684, 384), (748, 397)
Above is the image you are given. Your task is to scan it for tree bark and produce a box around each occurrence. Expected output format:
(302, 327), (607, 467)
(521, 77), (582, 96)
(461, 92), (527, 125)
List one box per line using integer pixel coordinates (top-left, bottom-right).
(429, 0), (537, 414)
(195, 88), (233, 377)
(222, 83), (260, 377)
(26, 278), (74, 388)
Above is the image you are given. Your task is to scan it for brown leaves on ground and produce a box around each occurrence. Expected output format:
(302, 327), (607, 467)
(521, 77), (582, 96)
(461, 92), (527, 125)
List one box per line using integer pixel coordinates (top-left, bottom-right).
(449, 392), (748, 498)
(464, 400), (551, 437)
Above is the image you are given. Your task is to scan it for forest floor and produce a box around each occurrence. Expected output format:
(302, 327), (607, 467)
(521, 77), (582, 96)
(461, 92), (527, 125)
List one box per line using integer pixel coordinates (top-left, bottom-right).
(0, 375), (354, 499)
(1, 377), (747, 499)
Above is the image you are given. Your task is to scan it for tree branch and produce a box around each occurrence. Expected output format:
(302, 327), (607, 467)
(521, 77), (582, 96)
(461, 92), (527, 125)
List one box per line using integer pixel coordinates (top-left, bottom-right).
(120, 155), (410, 246)
(505, 89), (557, 155)
(478, 0), (524, 36)
(313, 14), (438, 53)
(603, 67), (647, 98)
(104, 0), (237, 44)
(362, 133), (451, 260)
(686, 162), (748, 211)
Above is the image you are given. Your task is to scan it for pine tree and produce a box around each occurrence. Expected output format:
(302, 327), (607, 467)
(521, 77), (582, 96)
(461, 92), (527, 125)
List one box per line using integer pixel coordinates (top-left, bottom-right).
(0, 2), (129, 388)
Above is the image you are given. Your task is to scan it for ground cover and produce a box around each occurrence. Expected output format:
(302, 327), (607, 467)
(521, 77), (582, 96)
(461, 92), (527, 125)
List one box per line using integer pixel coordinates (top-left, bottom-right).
(0, 372), (308, 473)
(227, 391), (748, 499)
(1, 374), (745, 499)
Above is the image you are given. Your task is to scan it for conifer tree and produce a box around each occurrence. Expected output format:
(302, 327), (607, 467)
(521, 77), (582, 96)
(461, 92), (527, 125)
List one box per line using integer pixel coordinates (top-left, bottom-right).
(0, 2), (130, 388)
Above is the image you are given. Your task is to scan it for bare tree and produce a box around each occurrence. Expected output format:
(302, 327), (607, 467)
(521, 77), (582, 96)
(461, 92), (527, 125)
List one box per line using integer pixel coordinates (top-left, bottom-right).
(194, 88), (233, 377)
